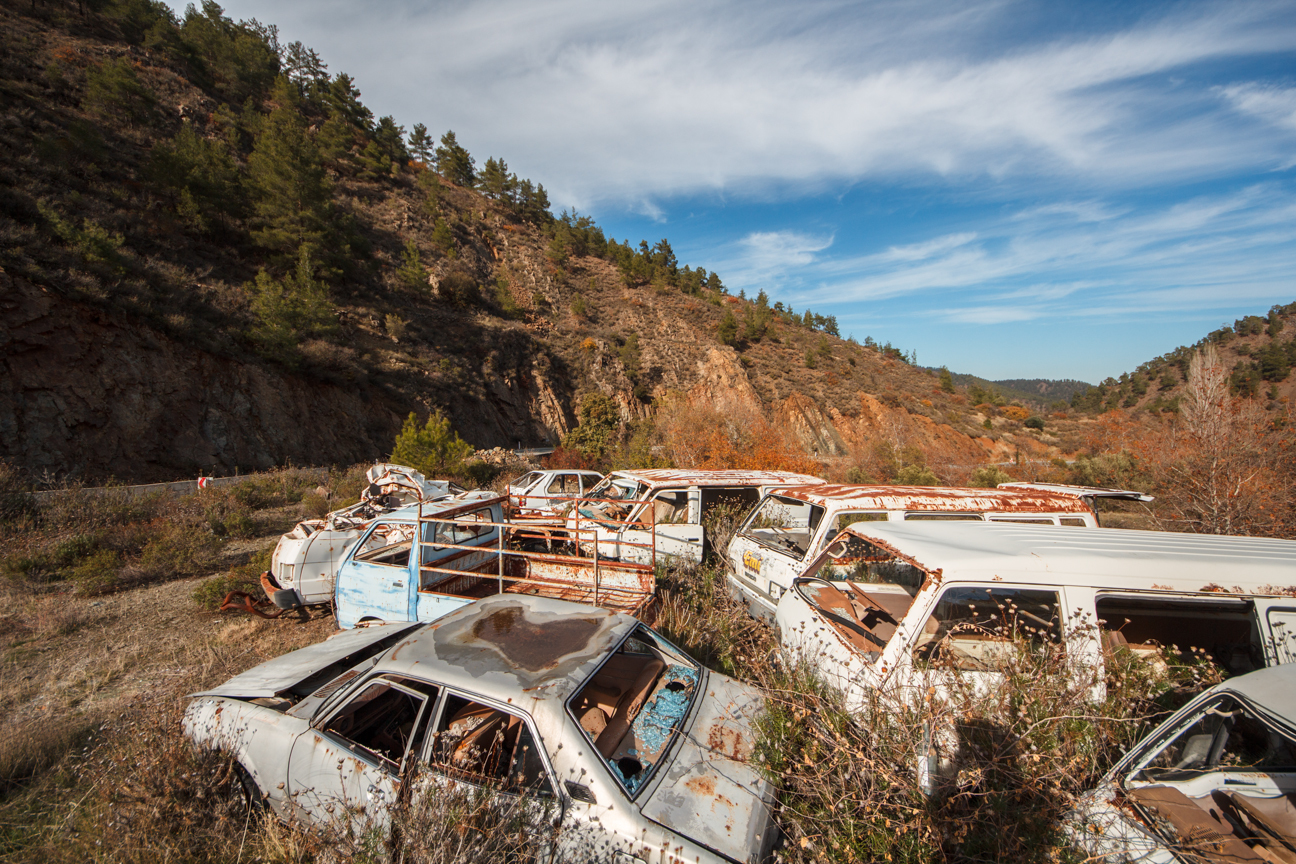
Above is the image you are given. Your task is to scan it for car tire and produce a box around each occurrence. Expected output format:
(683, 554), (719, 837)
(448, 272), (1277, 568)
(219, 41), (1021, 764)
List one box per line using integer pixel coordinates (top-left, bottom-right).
(225, 760), (267, 818)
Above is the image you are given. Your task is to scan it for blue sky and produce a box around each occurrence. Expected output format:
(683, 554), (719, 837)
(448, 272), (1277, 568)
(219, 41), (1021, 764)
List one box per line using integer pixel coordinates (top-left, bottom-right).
(179, 0), (1296, 381)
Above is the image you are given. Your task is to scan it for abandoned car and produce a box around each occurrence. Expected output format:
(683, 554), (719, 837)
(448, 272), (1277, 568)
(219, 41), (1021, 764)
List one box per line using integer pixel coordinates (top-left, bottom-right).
(775, 521), (1296, 717)
(1070, 663), (1296, 863)
(567, 469), (823, 566)
(184, 594), (777, 864)
(726, 482), (1151, 620)
(333, 491), (655, 629)
(507, 469), (605, 515)
(263, 464), (463, 610)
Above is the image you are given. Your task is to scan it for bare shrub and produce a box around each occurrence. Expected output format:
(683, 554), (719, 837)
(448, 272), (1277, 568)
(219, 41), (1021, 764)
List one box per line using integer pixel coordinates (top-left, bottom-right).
(655, 562), (775, 680)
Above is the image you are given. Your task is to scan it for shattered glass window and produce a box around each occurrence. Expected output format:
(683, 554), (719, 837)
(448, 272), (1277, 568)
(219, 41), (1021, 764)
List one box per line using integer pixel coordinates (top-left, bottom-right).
(568, 626), (700, 797)
(743, 495), (823, 559)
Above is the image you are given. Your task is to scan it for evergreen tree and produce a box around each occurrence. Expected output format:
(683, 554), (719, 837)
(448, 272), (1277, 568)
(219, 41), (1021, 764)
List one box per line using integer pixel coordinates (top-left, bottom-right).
(149, 121), (240, 230)
(397, 239), (426, 288)
(282, 40), (328, 91)
(408, 122), (434, 164)
(718, 309), (738, 346)
(372, 115), (408, 165)
(435, 130), (475, 186)
(390, 411), (473, 476)
(248, 243), (336, 362)
(478, 157), (515, 200)
(430, 217), (456, 257)
(324, 73), (372, 131)
(939, 367), (956, 393)
(245, 77), (332, 253)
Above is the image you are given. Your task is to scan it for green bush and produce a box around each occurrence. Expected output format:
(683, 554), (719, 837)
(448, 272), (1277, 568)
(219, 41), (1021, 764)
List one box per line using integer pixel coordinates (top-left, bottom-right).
(1024, 416), (1045, 430)
(894, 464), (940, 486)
(134, 524), (223, 583)
(82, 57), (154, 121)
(969, 465), (1011, 488)
(248, 244), (337, 363)
(390, 411), (473, 477)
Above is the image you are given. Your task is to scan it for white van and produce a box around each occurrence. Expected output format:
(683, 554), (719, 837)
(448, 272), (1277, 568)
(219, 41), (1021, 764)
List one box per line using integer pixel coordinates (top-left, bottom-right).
(727, 483), (1151, 620)
(775, 521), (1296, 718)
(567, 469), (824, 565)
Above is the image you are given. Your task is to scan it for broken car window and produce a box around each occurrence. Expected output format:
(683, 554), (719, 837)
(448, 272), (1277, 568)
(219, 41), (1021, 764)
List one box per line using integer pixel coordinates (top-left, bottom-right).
(913, 586), (1062, 670)
(903, 512), (984, 521)
(429, 694), (553, 796)
(353, 522), (417, 567)
(1098, 595), (1262, 678)
(744, 495), (823, 559)
(1135, 695), (1296, 782)
(568, 626), (701, 797)
(322, 679), (431, 772)
(422, 508), (497, 556)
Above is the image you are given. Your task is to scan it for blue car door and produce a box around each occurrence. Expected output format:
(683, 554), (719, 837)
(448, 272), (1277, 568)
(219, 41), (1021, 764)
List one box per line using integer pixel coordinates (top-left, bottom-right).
(335, 520), (417, 626)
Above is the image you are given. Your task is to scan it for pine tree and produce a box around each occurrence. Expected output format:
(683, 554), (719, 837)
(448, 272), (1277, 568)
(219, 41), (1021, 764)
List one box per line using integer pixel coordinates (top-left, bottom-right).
(435, 130), (475, 186)
(431, 217), (456, 257)
(939, 367), (956, 393)
(478, 156), (514, 200)
(245, 77), (332, 253)
(248, 243), (336, 362)
(408, 122), (434, 164)
(324, 73), (372, 131)
(397, 239), (426, 288)
(390, 411), (473, 476)
(718, 309), (738, 346)
(372, 115), (407, 165)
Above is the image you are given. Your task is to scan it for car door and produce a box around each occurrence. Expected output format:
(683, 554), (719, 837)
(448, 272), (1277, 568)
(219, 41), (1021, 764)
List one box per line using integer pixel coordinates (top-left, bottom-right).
(285, 675), (439, 835)
(336, 521), (417, 624)
(619, 488), (704, 564)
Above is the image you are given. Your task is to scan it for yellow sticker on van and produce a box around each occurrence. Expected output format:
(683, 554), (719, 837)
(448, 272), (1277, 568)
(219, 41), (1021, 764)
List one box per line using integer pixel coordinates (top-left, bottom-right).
(743, 549), (762, 576)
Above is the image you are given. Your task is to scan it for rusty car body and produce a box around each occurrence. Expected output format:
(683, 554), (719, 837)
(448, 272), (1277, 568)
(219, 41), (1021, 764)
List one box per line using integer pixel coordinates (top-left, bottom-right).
(777, 521), (1296, 713)
(566, 469), (824, 566)
(184, 594), (777, 864)
(263, 464), (463, 610)
(1070, 663), (1296, 863)
(333, 492), (656, 630)
(727, 482), (1151, 620)
(507, 469), (605, 516)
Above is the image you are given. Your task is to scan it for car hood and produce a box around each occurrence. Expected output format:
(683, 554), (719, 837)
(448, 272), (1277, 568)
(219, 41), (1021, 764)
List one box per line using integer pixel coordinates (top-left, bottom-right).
(641, 672), (775, 864)
(190, 623), (421, 699)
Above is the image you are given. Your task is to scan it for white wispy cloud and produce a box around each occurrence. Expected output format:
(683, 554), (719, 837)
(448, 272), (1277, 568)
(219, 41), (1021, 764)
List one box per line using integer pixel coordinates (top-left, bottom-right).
(197, 0), (1296, 207)
(780, 182), (1296, 319)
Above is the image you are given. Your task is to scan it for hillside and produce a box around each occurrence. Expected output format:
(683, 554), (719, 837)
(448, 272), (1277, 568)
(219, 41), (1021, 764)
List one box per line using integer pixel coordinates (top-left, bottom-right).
(1067, 305), (1296, 415)
(0, 0), (1144, 485)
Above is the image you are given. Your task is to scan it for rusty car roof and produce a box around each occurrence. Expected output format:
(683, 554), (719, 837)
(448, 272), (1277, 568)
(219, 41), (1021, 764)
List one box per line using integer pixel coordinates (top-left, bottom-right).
(831, 521), (1296, 593)
(375, 593), (638, 702)
(770, 483), (1094, 514)
(609, 469), (824, 488)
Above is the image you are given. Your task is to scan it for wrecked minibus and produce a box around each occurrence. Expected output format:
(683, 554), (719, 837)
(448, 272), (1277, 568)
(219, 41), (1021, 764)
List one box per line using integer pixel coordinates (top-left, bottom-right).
(262, 464), (462, 611)
(566, 468), (824, 565)
(184, 594), (777, 864)
(727, 482), (1151, 620)
(1070, 662), (1296, 863)
(776, 521), (1296, 717)
(334, 492), (656, 629)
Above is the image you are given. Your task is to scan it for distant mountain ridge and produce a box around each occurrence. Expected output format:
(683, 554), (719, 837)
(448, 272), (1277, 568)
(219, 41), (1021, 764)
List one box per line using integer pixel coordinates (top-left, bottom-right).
(939, 372), (1093, 409)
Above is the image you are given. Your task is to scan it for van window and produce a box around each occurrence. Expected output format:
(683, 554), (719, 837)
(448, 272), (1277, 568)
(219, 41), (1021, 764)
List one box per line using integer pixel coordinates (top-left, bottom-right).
(831, 512), (888, 536)
(1060, 517), (1088, 527)
(1097, 595), (1262, 677)
(904, 512), (984, 521)
(810, 534), (927, 592)
(1134, 694), (1296, 782)
(700, 487), (760, 521)
(913, 586), (1062, 670)
(986, 516), (1057, 524)
(743, 495), (824, 558)
(648, 490), (690, 524)
(422, 508), (497, 557)
(354, 522), (417, 567)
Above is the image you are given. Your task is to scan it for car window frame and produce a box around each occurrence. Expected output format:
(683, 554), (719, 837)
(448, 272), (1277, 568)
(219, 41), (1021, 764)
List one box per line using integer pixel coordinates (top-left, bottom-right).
(420, 687), (558, 799)
(314, 674), (438, 775)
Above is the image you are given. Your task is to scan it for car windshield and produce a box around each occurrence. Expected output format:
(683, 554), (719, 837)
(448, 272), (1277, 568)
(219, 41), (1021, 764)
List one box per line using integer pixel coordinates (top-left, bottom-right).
(586, 477), (643, 501)
(568, 625), (700, 797)
(510, 472), (541, 490)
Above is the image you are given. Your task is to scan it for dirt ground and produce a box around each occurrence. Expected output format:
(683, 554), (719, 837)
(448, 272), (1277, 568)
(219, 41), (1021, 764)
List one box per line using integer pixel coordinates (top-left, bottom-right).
(0, 533), (340, 755)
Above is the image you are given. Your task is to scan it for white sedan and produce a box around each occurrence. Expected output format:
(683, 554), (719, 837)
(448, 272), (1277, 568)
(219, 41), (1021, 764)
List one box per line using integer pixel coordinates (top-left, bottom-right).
(184, 594), (777, 864)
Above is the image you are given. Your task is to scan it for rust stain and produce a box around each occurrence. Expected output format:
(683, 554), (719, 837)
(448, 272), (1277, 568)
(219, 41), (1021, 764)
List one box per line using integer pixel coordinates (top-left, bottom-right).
(685, 775), (716, 796)
(608, 469), (822, 488)
(470, 604), (601, 671)
(774, 483), (1094, 514)
(707, 725), (747, 762)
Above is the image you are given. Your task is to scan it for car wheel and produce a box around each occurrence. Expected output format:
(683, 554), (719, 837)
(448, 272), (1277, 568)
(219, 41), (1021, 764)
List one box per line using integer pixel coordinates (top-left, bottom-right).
(223, 760), (267, 819)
